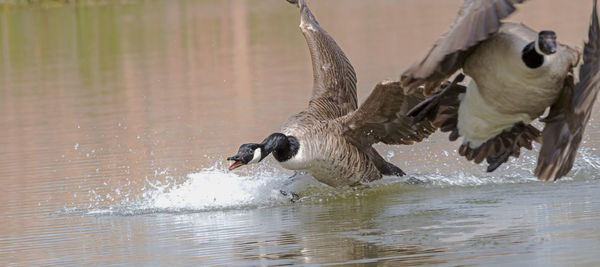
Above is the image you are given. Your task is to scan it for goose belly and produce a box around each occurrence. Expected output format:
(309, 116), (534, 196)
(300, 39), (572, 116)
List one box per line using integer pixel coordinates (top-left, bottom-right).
(464, 60), (562, 117)
(457, 80), (534, 148)
(306, 160), (372, 188)
(280, 126), (379, 187)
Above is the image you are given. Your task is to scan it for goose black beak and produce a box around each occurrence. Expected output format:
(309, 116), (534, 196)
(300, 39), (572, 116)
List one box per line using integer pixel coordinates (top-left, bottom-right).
(546, 43), (557, 54)
(538, 31), (557, 55)
(227, 155), (245, 171)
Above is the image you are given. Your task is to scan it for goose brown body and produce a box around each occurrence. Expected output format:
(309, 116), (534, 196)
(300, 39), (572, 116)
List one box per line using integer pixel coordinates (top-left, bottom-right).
(227, 0), (435, 188)
(280, 119), (380, 187)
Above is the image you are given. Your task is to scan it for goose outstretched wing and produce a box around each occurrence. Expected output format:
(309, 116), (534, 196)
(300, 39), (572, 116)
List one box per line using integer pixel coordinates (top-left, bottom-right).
(290, 0), (358, 120)
(536, 0), (600, 181)
(401, 0), (526, 95)
(342, 81), (436, 149)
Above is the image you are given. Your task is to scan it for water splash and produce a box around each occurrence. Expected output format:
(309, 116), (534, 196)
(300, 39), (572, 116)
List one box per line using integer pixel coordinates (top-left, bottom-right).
(147, 168), (289, 211)
(73, 147), (600, 216)
(80, 162), (321, 215)
(570, 147), (600, 179)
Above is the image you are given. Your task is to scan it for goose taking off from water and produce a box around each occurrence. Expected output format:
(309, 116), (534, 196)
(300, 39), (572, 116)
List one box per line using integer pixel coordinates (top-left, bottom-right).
(404, 0), (600, 181)
(227, 0), (435, 188)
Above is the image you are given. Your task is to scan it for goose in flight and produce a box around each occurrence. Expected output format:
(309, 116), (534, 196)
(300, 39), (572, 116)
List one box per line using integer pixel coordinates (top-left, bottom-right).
(404, 0), (600, 181)
(227, 0), (435, 188)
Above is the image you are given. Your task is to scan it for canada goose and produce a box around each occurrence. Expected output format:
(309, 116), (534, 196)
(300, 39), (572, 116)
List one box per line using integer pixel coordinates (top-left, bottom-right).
(226, 0), (435, 188)
(403, 0), (600, 181)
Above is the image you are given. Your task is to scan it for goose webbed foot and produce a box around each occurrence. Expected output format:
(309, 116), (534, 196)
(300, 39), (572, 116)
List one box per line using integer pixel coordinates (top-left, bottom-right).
(280, 171), (303, 202)
(280, 190), (300, 202)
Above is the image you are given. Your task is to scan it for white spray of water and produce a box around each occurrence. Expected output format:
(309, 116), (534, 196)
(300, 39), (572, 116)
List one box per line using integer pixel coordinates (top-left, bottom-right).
(82, 162), (320, 215)
(148, 168), (289, 211)
(77, 148), (600, 216)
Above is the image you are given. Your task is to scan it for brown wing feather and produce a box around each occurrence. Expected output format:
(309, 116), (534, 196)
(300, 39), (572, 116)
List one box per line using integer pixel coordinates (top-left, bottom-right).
(401, 0), (526, 95)
(294, 0), (358, 120)
(464, 123), (541, 171)
(535, 0), (600, 181)
(342, 81), (436, 149)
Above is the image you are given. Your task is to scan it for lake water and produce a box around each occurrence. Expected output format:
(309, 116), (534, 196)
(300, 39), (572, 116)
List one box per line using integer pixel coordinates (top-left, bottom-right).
(1, 0), (599, 265)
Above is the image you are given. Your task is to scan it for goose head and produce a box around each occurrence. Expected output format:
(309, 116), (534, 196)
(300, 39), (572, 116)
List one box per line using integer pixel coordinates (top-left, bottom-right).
(536, 30), (557, 55)
(227, 143), (263, 170)
(227, 133), (299, 171)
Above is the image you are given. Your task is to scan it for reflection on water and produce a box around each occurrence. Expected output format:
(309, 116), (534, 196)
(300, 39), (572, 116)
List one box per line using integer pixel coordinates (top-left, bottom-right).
(1, 0), (599, 265)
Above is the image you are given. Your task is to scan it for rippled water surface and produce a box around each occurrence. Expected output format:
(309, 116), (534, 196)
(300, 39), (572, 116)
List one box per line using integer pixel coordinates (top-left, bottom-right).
(2, 0), (600, 265)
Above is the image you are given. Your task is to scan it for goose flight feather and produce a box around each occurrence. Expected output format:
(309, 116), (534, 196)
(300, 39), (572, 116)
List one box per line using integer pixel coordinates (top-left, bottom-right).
(297, 0), (357, 121)
(343, 81), (437, 149)
(536, 0), (600, 180)
(402, 0), (527, 95)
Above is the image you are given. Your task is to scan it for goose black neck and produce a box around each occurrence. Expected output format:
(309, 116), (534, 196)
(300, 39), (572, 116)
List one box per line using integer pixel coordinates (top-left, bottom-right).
(522, 42), (544, 68)
(260, 133), (299, 162)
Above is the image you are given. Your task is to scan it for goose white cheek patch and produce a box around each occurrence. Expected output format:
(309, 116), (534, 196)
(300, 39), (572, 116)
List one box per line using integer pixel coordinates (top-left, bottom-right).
(535, 39), (546, 56)
(248, 149), (262, 164)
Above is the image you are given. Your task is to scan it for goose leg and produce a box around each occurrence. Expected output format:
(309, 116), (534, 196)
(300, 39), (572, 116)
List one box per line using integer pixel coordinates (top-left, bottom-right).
(281, 171), (300, 187)
(280, 171), (301, 202)
(288, 171), (299, 180)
